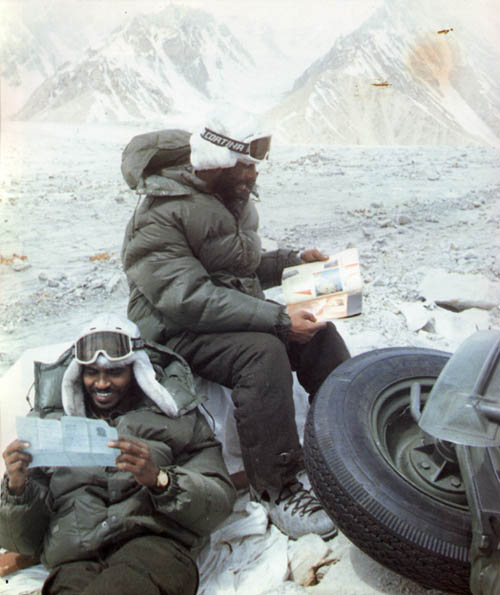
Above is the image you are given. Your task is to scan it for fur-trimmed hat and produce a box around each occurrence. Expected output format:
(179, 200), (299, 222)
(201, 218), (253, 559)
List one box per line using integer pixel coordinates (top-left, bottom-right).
(61, 313), (179, 417)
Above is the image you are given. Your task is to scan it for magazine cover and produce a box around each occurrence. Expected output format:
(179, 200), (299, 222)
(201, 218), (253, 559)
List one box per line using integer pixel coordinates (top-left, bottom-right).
(281, 248), (363, 320)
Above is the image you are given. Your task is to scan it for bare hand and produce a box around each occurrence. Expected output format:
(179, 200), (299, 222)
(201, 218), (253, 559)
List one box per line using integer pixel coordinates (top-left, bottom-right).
(108, 437), (159, 488)
(300, 248), (329, 264)
(3, 439), (32, 495)
(287, 308), (327, 344)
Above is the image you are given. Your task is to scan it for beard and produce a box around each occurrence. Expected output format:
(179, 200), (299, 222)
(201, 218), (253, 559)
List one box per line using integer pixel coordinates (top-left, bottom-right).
(212, 170), (254, 205)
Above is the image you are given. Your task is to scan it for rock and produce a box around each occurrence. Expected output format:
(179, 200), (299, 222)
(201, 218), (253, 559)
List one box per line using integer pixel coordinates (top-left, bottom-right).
(288, 534), (331, 586)
(38, 272), (48, 281)
(379, 219), (394, 228)
(337, 330), (390, 355)
(11, 261), (31, 272)
(398, 302), (432, 332)
(90, 279), (105, 290)
(419, 268), (500, 311)
(47, 279), (59, 288)
(105, 272), (124, 293)
(493, 254), (500, 277)
(432, 307), (490, 350)
(395, 214), (412, 225)
(309, 532), (406, 595)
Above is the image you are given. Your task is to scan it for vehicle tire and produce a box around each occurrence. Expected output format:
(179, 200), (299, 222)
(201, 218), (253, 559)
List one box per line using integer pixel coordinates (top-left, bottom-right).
(304, 347), (472, 594)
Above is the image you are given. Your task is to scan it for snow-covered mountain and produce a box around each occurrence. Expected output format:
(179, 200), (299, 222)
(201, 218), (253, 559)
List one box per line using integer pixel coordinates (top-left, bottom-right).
(3, 0), (499, 145)
(11, 5), (256, 123)
(0, 1), (111, 118)
(266, 0), (500, 146)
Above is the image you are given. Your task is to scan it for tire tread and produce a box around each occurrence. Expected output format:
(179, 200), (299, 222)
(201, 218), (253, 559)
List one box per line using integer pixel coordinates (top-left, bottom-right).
(304, 348), (471, 595)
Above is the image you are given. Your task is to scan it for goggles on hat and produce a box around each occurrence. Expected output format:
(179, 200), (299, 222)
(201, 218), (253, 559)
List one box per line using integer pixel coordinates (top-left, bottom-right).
(74, 331), (145, 365)
(200, 128), (271, 161)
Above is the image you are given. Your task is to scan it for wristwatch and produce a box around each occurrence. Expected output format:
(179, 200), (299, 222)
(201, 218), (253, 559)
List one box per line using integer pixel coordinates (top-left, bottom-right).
(156, 468), (169, 489)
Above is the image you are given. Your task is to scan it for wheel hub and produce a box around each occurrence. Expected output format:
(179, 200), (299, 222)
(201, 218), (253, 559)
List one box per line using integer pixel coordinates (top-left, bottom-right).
(408, 437), (465, 499)
(371, 378), (468, 509)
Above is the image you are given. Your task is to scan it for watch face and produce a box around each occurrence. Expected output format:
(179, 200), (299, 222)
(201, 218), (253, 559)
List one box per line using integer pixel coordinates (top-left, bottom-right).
(157, 470), (169, 488)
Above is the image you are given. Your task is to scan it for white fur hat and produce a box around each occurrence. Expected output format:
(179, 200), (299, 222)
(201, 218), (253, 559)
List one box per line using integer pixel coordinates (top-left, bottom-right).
(61, 313), (179, 418)
(190, 106), (270, 170)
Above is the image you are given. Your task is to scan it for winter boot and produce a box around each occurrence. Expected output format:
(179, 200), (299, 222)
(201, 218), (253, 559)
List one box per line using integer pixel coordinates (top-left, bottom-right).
(252, 481), (337, 541)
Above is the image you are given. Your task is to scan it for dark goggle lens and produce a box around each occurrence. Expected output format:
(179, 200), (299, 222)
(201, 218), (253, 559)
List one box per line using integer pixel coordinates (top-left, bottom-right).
(75, 331), (132, 363)
(249, 136), (271, 160)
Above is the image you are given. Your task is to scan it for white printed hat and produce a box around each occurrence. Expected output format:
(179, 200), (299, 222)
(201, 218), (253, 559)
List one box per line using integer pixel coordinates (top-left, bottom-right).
(190, 106), (271, 170)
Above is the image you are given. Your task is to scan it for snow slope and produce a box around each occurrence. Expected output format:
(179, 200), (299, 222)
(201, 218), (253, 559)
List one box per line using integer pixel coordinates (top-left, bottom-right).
(11, 5), (256, 124)
(267, 0), (500, 145)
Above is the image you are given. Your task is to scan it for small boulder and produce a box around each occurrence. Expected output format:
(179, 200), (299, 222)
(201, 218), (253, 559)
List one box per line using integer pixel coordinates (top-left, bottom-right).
(288, 534), (331, 587)
(419, 268), (500, 311)
(432, 307), (490, 349)
(398, 302), (432, 332)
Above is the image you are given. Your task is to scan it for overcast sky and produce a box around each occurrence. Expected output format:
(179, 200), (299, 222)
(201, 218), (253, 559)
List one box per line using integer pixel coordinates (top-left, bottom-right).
(2, 0), (498, 35)
(2, 0), (497, 55)
(0, 0), (382, 45)
(1, 0), (498, 119)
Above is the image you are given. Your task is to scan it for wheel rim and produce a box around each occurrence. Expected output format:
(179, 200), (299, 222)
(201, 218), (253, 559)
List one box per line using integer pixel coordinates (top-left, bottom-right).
(370, 377), (468, 509)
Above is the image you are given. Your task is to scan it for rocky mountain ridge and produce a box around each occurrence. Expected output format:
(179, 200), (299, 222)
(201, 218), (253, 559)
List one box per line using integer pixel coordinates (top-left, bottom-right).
(11, 5), (256, 123)
(2, 1), (499, 145)
(267, 1), (500, 145)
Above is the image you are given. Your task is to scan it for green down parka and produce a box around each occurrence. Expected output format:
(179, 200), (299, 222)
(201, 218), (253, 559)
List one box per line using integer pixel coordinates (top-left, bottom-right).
(0, 348), (236, 569)
(121, 129), (300, 344)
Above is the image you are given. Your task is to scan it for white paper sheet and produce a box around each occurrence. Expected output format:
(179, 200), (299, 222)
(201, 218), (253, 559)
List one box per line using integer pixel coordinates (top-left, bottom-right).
(16, 416), (118, 467)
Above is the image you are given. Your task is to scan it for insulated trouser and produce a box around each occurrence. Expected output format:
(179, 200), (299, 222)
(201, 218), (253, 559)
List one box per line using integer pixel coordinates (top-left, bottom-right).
(42, 535), (198, 595)
(168, 322), (350, 497)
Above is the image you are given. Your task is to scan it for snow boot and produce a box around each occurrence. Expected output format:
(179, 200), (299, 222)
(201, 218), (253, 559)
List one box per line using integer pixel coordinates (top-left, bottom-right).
(252, 481), (337, 541)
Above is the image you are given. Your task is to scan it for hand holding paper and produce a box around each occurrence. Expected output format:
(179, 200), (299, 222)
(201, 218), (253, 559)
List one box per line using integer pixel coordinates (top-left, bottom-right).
(2, 439), (32, 495)
(282, 248), (363, 321)
(287, 308), (327, 344)
(15, 416), (118, 468)
(110, 436), (159, 488)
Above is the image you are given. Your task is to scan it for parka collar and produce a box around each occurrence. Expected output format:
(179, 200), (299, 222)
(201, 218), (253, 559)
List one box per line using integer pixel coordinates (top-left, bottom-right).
(139, 166), (210, 198)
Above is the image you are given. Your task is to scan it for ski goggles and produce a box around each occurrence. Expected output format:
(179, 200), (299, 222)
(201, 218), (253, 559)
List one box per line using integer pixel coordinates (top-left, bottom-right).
(74, 331), (145, 365)
(200, 128), (271, 161)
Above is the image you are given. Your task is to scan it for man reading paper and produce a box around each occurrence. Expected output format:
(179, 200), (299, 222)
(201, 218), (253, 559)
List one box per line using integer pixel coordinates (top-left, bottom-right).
(121, 108), (351, 540)
(0, 313), (235, 595)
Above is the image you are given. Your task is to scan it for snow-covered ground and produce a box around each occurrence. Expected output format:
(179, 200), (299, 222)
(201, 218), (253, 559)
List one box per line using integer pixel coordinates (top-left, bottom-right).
(1, 121), (498, 374)
(0, 121), (499, 594)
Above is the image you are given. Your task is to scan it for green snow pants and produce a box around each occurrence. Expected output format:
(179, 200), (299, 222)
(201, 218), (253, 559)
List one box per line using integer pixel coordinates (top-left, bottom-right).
(167, 321), (350, 498)
(41, 535), (198, 595)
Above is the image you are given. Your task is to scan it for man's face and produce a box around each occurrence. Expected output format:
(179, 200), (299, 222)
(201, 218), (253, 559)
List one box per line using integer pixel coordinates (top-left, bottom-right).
(82, 364), (133, 411)
(212, 161), (258, 203)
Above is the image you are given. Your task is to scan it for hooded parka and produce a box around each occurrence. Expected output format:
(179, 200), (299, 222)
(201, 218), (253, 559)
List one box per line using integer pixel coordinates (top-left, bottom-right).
(121, 129), (300, 344)
(0, 346), (236, 570)
(119, 130), (350, 498)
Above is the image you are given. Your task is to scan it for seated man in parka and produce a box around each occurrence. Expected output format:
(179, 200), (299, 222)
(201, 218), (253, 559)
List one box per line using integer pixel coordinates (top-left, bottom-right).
(121, 110), (350, 540)
(0, 313), (236, 595)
